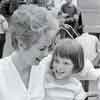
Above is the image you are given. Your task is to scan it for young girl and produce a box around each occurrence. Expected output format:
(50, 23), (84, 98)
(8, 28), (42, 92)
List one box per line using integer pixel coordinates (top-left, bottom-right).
(44, 39), (86, 100)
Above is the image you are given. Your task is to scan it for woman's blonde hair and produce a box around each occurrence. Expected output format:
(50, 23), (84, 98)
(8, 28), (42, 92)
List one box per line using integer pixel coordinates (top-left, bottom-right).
(10, 4), (59, 49)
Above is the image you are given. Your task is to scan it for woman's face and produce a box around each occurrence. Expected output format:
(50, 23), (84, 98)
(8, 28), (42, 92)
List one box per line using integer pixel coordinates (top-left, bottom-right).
(52, 55), (74, 80)
(18, 35), (51, 66)
(16, 20), (58, 66)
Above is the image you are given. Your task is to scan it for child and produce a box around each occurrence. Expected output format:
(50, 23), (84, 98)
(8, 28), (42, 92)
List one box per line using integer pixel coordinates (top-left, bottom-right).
(44, 39), (86, 100)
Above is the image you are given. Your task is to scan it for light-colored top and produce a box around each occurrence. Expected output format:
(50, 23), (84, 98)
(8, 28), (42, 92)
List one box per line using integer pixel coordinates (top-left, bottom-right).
(0, 15), (8, 34)
(0, 52), (46, 100)
(76, 32), (100, 61)
(41, 54), (100, 80)
(72, 0), (78, 7)
(44, 76), (86, 100)
(73, 58), (100, 80)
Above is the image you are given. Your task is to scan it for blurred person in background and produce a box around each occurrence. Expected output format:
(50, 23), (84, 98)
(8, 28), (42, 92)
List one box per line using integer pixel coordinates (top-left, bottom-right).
(76, 32), (100, 67)
(58, 0), (83, 35)
(0, 10), (8, 58)
(0, 0), (18, 17)
(75, 32), (100, 92)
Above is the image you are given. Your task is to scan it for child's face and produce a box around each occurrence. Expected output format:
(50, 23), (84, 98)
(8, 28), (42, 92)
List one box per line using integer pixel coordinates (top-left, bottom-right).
(52, 56), (74, 80)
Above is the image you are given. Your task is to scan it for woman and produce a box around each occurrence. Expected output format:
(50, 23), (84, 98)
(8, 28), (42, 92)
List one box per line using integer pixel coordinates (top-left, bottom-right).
(0, 4), (59, 100)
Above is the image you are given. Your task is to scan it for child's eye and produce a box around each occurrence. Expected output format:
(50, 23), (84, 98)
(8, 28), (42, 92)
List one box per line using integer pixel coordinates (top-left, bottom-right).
(54, 59), (59, 63)
(64, 62), (68, 65)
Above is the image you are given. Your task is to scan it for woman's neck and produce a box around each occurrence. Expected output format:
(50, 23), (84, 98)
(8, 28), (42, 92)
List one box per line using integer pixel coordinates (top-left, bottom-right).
(11, 51), (32, 75)
(11, 51), (32, 89)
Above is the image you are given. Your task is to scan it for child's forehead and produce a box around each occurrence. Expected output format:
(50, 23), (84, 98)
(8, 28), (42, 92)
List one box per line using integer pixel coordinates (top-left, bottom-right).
(54, 55), (73, 62)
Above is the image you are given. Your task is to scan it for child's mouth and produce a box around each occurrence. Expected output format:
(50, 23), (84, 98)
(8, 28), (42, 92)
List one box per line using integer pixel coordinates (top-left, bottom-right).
(56, 70), (65, 74)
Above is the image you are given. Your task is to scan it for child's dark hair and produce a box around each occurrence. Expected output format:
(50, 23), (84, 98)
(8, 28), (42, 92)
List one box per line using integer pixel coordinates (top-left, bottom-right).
(50, 39), (84, 73)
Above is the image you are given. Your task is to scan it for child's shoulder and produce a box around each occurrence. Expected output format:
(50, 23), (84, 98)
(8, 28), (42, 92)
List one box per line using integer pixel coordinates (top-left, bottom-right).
(69, 77), (82, 86)
(67, 77), (82, 91)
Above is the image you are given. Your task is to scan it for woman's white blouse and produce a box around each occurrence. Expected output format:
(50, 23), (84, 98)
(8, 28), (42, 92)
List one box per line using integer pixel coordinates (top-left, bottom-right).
(0, 52), (46, 100)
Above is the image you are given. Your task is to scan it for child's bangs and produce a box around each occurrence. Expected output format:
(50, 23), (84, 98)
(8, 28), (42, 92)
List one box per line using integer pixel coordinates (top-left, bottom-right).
(54, 43), (75, 58)
(54, 39), (83, 61)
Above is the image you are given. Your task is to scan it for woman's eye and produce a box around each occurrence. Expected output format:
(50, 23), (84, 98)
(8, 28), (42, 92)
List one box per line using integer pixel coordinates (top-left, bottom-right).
(39, 46), (47, 51)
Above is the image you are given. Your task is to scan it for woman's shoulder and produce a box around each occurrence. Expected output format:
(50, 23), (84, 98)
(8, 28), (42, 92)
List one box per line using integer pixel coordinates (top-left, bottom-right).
(69, 77), (82, 86)
(0, 56), (12, 72)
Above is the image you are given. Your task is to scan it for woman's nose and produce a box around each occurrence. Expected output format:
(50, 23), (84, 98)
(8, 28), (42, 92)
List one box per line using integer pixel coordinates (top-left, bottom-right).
(43, 49), (49, 57)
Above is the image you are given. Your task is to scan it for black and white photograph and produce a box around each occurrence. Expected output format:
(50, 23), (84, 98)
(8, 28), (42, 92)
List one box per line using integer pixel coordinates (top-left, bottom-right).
(0, 0), (100, 100)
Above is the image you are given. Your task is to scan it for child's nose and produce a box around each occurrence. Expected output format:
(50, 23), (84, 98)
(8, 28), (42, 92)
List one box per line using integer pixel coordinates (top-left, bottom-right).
(57, 66), (63, 72)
